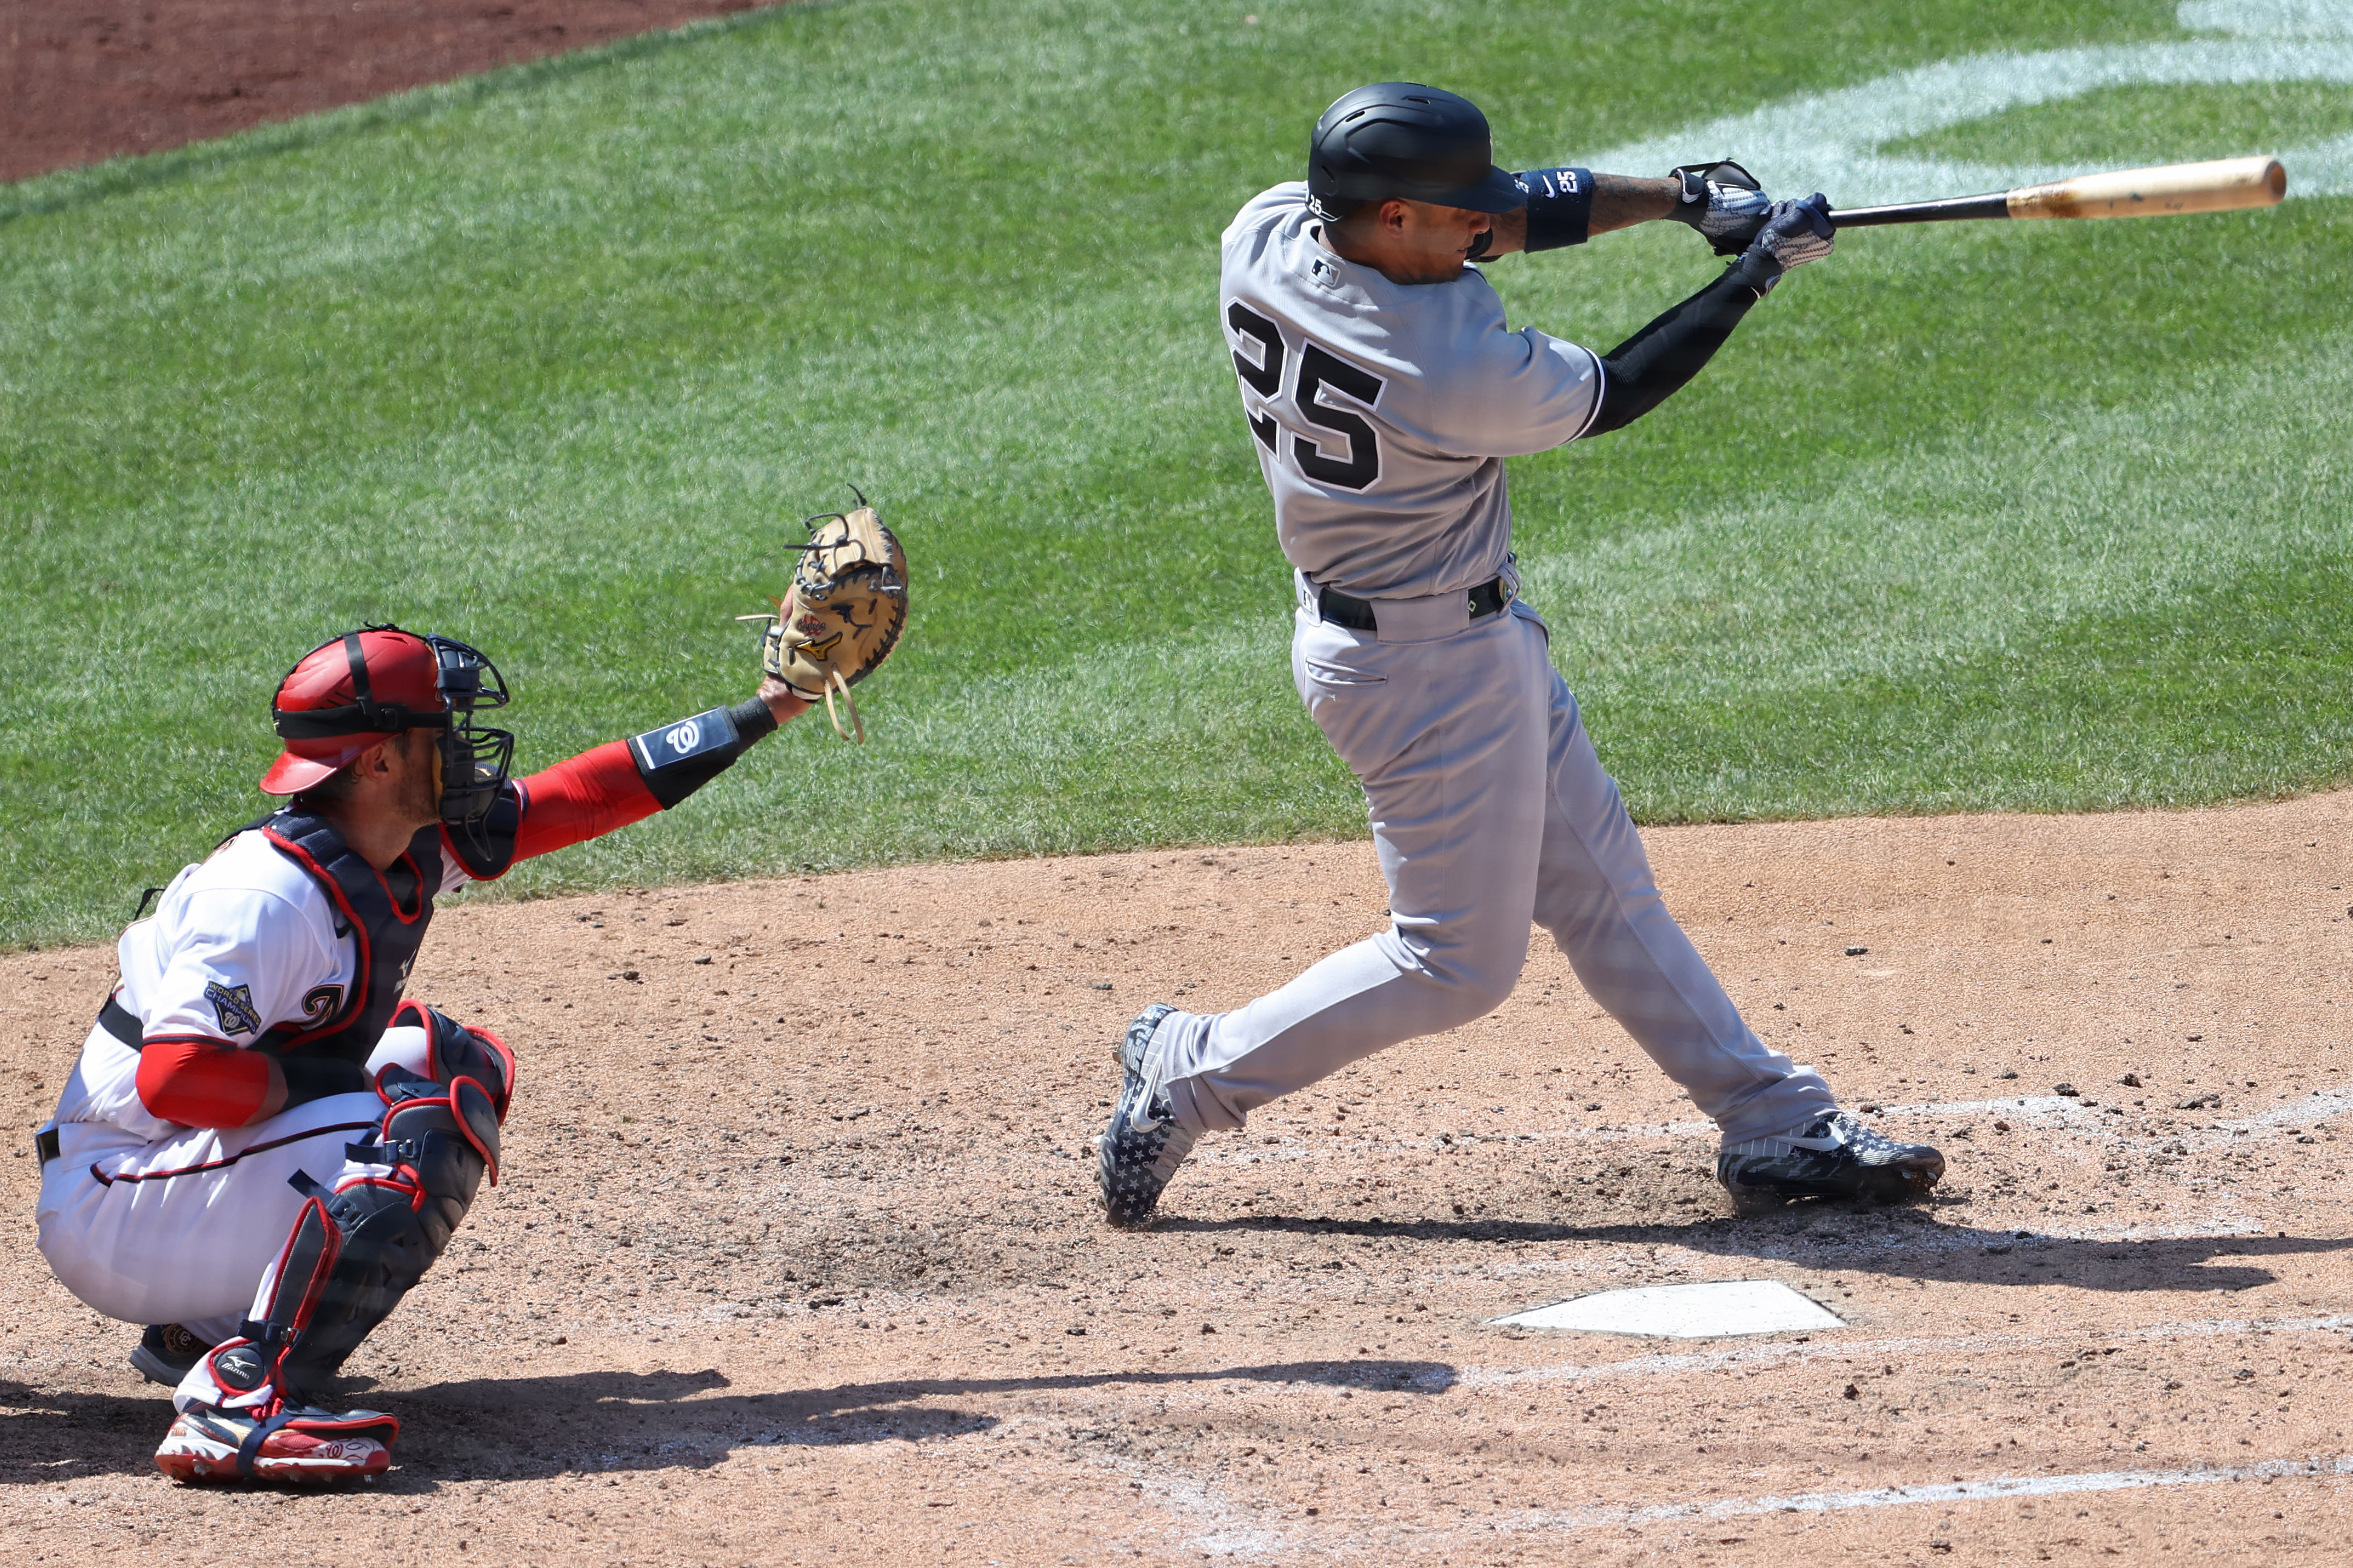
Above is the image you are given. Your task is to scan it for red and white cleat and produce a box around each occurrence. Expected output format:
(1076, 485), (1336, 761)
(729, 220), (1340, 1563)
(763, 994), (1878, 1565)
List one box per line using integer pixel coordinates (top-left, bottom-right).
(155, 1402), (396, 1483)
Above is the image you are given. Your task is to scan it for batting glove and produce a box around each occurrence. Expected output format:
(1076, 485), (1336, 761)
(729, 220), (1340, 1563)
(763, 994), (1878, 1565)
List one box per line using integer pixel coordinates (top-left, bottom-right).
(1743, 193), (1835, 290)
(1668, 159), (1774, 255)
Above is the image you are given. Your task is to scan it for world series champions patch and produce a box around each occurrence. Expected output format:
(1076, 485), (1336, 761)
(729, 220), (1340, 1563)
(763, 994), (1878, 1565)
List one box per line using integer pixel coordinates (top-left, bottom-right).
(203, 979), (263, 1037)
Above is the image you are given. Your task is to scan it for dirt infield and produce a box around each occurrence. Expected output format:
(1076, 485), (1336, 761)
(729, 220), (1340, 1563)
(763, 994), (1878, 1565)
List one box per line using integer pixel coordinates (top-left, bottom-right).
(3, 793), (2350, 1562)
(0, 0), (776, 184)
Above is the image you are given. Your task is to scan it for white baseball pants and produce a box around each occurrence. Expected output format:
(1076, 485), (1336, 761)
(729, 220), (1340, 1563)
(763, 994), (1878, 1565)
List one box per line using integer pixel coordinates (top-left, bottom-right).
(1151, 580), (1836, 1145)
(35, 1026), (433, 1344)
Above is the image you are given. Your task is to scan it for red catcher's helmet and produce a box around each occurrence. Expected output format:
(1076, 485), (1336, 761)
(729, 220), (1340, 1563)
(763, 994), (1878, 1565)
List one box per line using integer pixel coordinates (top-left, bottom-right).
(259, 628), (452, 796)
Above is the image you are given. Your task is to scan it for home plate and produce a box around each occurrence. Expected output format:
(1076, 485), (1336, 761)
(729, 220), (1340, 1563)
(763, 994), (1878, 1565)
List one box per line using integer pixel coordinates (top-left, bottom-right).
(1494, 1280), (1844, 1338)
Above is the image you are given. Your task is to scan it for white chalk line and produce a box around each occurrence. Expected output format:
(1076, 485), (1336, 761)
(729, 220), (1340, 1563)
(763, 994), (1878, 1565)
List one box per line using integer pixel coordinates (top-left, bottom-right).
(1461, 1310), (2353, 1390)
(1513, 1453), (2353, 1533)
(1586, 2), (2353, 206)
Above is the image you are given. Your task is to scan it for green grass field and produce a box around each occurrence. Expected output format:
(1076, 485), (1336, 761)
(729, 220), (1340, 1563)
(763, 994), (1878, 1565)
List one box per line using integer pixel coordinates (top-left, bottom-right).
(4, 0), (2349, 947)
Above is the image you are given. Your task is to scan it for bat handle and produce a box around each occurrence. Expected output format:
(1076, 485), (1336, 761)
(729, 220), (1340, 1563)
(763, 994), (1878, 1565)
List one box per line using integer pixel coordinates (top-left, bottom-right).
(1827, 193), (2009, 228)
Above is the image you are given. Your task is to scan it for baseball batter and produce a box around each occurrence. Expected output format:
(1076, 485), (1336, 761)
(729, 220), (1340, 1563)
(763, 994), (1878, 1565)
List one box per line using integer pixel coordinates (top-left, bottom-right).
(1100, 83), (1944, 1224)
(36, 626), (809, 1480)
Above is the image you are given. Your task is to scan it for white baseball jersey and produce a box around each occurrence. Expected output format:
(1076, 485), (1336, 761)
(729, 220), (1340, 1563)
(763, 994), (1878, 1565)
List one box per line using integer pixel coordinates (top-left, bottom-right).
(55, 831), (474, 1143)
(1217, 182), (1604, 599)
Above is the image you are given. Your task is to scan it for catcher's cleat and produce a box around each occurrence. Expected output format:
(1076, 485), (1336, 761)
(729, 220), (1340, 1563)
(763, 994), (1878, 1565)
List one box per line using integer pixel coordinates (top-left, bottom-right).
(1718, 1111), (1944, 1215)
(132, 1323), (213, 1388)
(155, 1400), (395, 1484)
(1098, 1003), (1196, 1229)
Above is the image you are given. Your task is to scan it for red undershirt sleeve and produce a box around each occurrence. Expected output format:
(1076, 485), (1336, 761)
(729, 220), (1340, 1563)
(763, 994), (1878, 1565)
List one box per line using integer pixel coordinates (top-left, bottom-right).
(136, 1037), (281, 1129)
(510, 740), (664, 862)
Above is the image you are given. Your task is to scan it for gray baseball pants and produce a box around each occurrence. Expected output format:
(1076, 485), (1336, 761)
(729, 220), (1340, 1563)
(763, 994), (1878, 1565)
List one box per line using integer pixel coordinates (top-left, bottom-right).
(1149, 578), (1836, 1146)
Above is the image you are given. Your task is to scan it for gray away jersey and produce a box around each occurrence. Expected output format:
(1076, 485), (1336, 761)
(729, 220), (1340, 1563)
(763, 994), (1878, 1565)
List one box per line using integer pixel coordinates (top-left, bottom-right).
(1218, 182), (1604, 599)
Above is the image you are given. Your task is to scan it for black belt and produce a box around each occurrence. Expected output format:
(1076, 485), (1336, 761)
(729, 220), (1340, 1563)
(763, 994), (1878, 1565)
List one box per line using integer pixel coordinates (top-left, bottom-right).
(35, 1127), (59, 1165)
(98, 995), (142, 1049)
(1317, 577), (1509, 633)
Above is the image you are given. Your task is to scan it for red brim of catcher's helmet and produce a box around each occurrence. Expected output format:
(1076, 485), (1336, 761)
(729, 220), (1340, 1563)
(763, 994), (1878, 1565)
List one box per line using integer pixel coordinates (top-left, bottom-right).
(258, 734), (390, 796)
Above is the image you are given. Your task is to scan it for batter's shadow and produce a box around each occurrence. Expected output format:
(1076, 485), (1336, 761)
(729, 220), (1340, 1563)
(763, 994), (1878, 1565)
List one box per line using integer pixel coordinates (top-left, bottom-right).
(1157, 1211), (2353, 1293)
(364, 1355), (1454, 1487)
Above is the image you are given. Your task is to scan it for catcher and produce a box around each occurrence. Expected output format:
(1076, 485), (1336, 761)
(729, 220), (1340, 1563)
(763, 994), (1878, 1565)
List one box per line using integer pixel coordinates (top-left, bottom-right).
(33, 509), (905, 1482)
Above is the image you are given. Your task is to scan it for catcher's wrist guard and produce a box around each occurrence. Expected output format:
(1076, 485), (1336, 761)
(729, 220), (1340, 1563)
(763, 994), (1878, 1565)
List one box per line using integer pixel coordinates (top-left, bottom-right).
(626, 699), (777, 809)
(745, 496), (909, 743)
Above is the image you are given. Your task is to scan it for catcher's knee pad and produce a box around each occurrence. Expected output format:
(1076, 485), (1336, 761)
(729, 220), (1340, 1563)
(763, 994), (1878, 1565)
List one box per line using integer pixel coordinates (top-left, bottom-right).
(382, 998), (516, 1118)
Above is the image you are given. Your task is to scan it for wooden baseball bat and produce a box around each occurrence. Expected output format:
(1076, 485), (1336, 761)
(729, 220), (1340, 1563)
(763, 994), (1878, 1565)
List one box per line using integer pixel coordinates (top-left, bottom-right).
(1828, 155), (2287, 228)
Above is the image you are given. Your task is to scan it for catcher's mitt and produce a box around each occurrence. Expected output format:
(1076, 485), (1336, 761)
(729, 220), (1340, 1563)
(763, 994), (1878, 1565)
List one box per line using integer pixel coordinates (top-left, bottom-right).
(745, 493), (909, 742)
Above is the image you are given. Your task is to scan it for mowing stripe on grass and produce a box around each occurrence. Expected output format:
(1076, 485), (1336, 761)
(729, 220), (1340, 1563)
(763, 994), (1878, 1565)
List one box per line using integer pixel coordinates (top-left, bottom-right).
(1585, 2), (2353, 206)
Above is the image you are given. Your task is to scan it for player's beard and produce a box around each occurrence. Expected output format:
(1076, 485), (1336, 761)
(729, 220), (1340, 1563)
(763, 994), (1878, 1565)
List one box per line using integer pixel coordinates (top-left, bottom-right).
(397, 730), (444, 827)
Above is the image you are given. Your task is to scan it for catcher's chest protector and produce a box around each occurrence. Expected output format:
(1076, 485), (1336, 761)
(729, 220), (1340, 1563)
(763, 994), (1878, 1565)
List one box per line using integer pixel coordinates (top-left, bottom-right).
(251, 810), (441, 1066)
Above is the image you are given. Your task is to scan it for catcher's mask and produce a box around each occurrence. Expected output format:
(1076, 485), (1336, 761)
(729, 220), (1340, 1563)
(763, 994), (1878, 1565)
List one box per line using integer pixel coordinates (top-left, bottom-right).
(263, 625), (515, 833)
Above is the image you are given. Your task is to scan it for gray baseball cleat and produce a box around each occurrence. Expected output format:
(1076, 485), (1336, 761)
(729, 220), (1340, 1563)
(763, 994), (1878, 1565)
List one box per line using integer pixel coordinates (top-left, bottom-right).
(1098, 1003), (1196, 1229)
(1717, 1111), (1944, 1215)
(131, 1323), (213, 1387)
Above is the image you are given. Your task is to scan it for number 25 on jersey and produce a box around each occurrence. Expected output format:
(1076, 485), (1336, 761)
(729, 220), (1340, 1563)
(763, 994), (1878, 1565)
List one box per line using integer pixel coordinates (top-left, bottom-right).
(1225, 301), (1387, 492)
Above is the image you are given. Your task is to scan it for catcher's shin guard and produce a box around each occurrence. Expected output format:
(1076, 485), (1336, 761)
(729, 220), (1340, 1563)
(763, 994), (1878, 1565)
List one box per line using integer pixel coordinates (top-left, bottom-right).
(273, 1067), (502, 1390)
(162, 1008), (514, 1481)
(279, 1006), (512, 1390)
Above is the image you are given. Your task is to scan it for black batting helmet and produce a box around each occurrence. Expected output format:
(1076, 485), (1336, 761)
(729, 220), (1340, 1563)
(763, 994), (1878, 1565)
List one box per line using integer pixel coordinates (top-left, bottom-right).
(1307, 83), (1527, 221)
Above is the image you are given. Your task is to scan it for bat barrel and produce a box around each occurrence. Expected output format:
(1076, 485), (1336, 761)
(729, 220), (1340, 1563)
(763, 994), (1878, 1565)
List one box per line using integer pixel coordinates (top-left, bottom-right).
(2006, 155), (2286, 219)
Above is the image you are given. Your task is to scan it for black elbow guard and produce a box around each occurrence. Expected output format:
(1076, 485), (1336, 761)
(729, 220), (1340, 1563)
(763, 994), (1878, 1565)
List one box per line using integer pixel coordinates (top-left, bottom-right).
(626, 699), (779, 809)
(1519, 167), (1593, 252)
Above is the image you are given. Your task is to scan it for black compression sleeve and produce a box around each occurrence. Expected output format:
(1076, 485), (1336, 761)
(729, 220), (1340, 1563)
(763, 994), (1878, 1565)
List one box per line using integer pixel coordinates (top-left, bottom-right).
(627, 698), (781, 809)
(1588, 250), (1781, 435)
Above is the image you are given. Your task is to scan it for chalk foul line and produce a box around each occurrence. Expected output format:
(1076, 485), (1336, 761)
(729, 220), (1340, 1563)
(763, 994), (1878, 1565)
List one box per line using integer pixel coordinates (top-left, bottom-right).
(1517, 1452), (2353, 1532)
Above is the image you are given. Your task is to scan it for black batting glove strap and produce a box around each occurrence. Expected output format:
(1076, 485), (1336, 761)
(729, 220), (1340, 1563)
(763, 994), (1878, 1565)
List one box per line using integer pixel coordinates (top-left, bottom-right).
(627, 698), (778, 809)
(1517, 167), (1593, 252)
(1587, 257), (1774, 435)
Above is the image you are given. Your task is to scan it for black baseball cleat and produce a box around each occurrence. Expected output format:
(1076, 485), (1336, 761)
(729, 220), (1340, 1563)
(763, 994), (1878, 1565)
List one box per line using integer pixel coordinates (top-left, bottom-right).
(1718, 1111), (1944, 1215)
(1098, 1003), (1197, 1229)
(131, 1323), (214, 1388)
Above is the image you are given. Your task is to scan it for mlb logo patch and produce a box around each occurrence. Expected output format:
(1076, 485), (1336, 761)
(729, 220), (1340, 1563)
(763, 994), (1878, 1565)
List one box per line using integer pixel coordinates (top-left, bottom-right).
(204, 980), (263, 1037)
